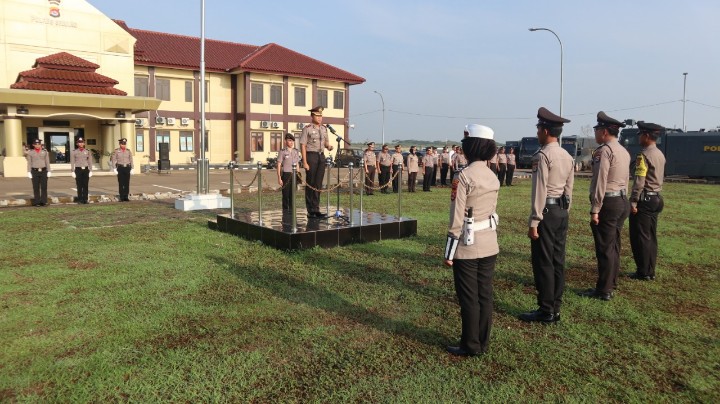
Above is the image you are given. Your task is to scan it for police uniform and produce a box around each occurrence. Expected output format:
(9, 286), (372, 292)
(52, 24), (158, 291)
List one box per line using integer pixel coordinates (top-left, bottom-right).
(277, 133), (301, 211)
(110, 138), (134, 201)
(439, 149), (450, 185)
(444, 123), (499, 356)
(629, 122), (666, 281)
(406, 148), (419, 192)
(520, 107), (574, 323)
(299, 106), (331, 217)
(506, 149), (516, 186)
(431, 148), (438, 186)
(378, 147), (393, 193)
(363, 143), (377, 195)
(391, 146), (404, 192)
(488, 151), (498, 175)
(70, 137), (93, 204)
(497, 148), (508, 185)
(422, 148), (434, 192)
(453, 151), (467, 171)
(26, 139), (51, 206)
(585, 111), (631, 300)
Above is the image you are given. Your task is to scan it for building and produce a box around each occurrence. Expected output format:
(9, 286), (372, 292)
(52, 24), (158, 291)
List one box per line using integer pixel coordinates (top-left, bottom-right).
(0, 0), (364, 177)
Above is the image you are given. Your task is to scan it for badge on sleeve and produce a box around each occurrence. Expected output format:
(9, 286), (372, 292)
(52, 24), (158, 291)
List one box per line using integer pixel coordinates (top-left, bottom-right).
(593, 149), (602, 163)
(450, 178), (459, 201)
(531, 160), (539, 172)
(635, 154), (648, 177)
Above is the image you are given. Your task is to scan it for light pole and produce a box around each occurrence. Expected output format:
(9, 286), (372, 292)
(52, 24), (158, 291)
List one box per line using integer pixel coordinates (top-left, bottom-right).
(373, 90), (385, 145)
(682, 72), (688, 132)
(529, 28), (563, 118)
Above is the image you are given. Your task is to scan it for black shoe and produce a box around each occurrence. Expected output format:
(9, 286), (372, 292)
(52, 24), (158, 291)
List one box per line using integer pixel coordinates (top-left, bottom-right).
(629, 272), (654, 281)
(519, 309), (555, 323)
(579, 288), (613, 301)
(554, 312), (561, 322)
(446, 346), (481, 357)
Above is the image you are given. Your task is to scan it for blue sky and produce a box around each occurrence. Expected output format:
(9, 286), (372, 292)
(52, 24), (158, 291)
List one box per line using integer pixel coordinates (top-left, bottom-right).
(90, 0), (720, 144)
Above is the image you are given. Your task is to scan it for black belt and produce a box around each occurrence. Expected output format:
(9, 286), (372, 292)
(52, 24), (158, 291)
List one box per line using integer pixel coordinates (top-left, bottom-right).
(31, 168), (47, 172)
(645, 191), (659, 196)
(75, 167), (89, 170)
(306, 151), (323, 154)
(116, 164), (130, 168)
(545, 197), (562, 205)
(605, 190), (626, 197)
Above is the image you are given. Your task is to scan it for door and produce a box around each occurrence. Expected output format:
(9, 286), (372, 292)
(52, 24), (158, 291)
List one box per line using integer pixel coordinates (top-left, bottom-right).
(45, 132), (70, 163)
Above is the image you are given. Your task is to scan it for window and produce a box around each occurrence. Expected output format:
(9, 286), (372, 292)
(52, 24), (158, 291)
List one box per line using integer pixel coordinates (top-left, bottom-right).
(270, 85), (282, 105)
(333, 91), (344, 109)
(134, 76), (148, 97)
(156, 130), (170, 151)
(185, 81), (192, 102)
(317, 89), (328, 108)
(270, 132), (283, 152)
(204, 81), (209, 103)
(251, 83), (263, 103)
(136, 132), (145, 153)
(251, 132), (264, 152)
(203, 130), (209, 152)
(180, 131), (194, 152)
(294, 87), (306, 107)
(156, 78), (170, 101)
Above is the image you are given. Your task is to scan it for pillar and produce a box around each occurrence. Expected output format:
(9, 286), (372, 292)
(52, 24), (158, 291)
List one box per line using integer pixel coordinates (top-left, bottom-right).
(1, 117), (28, 177)
(101, 122), (116, 170)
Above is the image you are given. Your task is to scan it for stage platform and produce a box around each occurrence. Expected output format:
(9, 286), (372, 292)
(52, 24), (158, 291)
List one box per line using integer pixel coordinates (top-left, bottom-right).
(209, 209), (417, 250)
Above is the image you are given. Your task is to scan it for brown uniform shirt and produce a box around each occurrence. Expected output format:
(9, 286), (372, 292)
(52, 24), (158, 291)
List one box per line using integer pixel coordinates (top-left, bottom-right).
(498, 153), (507, 164)
(448, 161), (500, 259)
(589, 139), (630, 214)
(630, 144), (665, 208)
(27, 149), (51, 171)
(440, 152), (450, 165)
(378, 151), (392, 167)
(406, 153), (419, 173)
(422, 154), (434, 168)
(507, 153), (516, 166)
(70, 148), (93, 171)
(529, 142), (575, 227)
(299, 124), (328, 153)
(363, 150), (376, 169)
(111, 148), (134, 168)
(278, 147), (301, 173)
(391, 152), (404, 166)
(453, 154), (467, 170)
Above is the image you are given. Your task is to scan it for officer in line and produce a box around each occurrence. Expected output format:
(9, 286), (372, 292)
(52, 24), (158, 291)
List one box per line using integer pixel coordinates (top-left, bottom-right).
(406, 146), (419, 192)
(453, 147), (468, 172)
(110, 138), (134, 202)
(430, 147), (439, 186)
(520, 107), (574, 323)
(422, 147), (434, 192)
(299, 106), (333, 218)
(70, 137), (93, 204)
(439, 146), (451, 186)
(581, 111), (631, 301)
(391, 144), (404, 193)
(506, 148), (516, 186)
(26, 138), (52, 206)
(277, 133), (301, 212)
(363, 142), (377, 195)
(629, 121), (666, 281)
(488, 148), (498, 175)
(377, 144), (393, 194)
(497, 147), (507, 185)
(444, 123), (499, 357)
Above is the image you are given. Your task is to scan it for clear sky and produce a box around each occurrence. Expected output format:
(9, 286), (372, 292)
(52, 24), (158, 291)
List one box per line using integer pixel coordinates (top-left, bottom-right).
(89, 0), (720, 144)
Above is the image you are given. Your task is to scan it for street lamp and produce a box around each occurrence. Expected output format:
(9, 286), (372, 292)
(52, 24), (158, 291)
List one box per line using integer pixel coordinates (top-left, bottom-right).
(373, 90), (385, 145)
(529, 27), (563, 118)
(682, 72), (688, 132)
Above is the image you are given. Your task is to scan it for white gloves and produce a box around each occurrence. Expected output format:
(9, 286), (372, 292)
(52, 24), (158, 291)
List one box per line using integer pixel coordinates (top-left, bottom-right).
(27, 172), (32, 178)
(47, 172), (52, 178)
(71, 172), (76, 179)
(88, 171), (93, 178)
(130, 169), (135, 175)
(114, 169), (118, 175)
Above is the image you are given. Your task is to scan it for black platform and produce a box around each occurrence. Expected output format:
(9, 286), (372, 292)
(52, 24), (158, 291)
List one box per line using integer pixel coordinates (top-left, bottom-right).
(210, 209), (417, 250)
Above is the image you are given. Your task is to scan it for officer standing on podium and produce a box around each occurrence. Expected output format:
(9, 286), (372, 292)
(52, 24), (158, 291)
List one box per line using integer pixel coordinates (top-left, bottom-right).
(581, 111), (631, 301)
(520, 107), (574, 323)
(70, 137), (93, 204)
(299, 106), (333, 218)
(629, 121), (666, 281)
(111, 138), (134, 202)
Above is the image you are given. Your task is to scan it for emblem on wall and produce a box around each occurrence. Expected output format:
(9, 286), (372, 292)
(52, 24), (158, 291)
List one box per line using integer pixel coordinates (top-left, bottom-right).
(49, 0), (61, 18)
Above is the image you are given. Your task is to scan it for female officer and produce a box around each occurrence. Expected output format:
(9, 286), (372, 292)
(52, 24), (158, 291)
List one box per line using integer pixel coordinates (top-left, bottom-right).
(444, 124), (499, 357)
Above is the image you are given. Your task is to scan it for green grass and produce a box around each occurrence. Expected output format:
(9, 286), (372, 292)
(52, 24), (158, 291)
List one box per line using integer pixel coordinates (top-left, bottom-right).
(1, 178), (718, 402)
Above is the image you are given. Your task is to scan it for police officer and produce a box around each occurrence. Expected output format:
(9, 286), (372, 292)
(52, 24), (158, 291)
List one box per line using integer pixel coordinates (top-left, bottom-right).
(110, 138), (134, 202)
(378, 144), (392, 193)
(431, 147), (439, 186)
(26, 138), (52, 206)
(520, 107), (574, 323)
(581, 111), (631, 301)
(70, 137), (93, 204)
(439, 146), (451, 186)
(497, 147), (507, 185)
(453, 148), (467, 172)
(299, 106), (333, 218)
(629, 121), (666, 281)
(422, 147), (434, 192)
(506, 147), (516, 186)
(277, 133), (301, 212)
(391, 144), (404, 193)
(488, 149), (498, 175)
(444, 123), (499, 356)
(406, 146), (419, 192)
(363, 142), (377, 195)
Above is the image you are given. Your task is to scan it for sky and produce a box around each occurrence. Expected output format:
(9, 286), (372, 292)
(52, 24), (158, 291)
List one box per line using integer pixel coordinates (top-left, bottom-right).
(89, 0), (720, 144)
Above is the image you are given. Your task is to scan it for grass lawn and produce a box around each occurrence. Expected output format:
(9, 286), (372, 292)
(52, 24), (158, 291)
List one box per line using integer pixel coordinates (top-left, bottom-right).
(1, 178), (718, 402)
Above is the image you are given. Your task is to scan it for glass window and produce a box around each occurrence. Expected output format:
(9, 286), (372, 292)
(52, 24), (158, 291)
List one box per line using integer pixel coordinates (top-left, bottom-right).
(270, 85), (282, 105)
(156, 130), (170, 151)
(134, 76), (148, 97)
(180, 131), (194, 152)
(270, 132), (283, 152)
(136, 132), (145, 153)
(251, 132), (264, 152)
(156, 78), (170, 101)
(294, 87), (306, 107)
(333, 90), (344, 109)
(204, 81), (209, 103)
(251, 83), (263, 104)
(317, 89), (328, 108)
(185, 81), (192, 102)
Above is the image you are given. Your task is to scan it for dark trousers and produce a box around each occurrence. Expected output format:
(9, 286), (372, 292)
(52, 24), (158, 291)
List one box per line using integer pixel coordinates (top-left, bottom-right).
(31, 169), (48, 205)
(453, 254), (496, 355)
(391, 164), (401, 192)
(531, 206), (568, 314)
(408, 172), (417, 192)
(497, 163), (507, 186)
(506, 164), (515, 186)
(423, 166), (433, 191)
(281, 171), (297, 211)
(117, 166), (131, 200)
(431, 165), (437, 186)
(379, 165), (391, 193)
(630, 195), (664, 277)
(489, 164), (498, 175)
(304, 152), (325, 213)
(74, 167), (90, 203)
(591, 196), (630, 293)
(365, 166), (376, 195)
(440, 163), (450, 185)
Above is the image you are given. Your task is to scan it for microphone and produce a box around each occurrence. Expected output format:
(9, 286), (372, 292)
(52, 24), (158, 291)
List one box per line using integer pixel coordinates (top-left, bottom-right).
(325, 124), (337, 135)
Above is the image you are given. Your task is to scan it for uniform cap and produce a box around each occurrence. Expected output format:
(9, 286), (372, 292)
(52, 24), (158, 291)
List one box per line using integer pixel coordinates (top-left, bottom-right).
(309, 106), (324, 116)
(76, 137), (85, 142)
(593, 111), (626, 129)
(464, 124), (494, 140)
(366, 142), (375, 146)
(284, 133), (295, 140)
(32, 138), (42, 144)
(425, 146), (432, 151)
(637, 121), (664, 133)
(537, 107), (570, 127)
(119, 138), (127, 144)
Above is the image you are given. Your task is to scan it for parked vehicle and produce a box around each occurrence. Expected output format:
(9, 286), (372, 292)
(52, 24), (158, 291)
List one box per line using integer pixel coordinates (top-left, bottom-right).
(518, 137), (540, 168)
(335, 148), (363, 167)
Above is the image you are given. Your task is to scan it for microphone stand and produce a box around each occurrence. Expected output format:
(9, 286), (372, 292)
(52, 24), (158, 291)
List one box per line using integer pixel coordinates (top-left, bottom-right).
(328, 125), (351, 222)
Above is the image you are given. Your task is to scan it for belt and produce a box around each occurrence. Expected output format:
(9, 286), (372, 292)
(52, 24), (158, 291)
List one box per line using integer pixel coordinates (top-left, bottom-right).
(644, 191), (659, 196)
(474, 213), (500, 231)
(75, 166), (88, 170)
(31, 168), (47, 171)
(306, 151), (323, 154)
(605, 190), (626, 197)
(116, 164), (129, 168)
(545, 197), (562, 205)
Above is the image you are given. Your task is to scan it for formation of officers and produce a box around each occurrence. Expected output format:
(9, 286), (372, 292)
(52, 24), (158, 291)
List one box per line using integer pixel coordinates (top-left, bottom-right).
(443, 108), (666, 357)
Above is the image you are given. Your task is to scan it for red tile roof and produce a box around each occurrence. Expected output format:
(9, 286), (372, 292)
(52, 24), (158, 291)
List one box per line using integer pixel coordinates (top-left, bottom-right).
(114, 20), (365, 85)
(34, 52), (100, 71)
